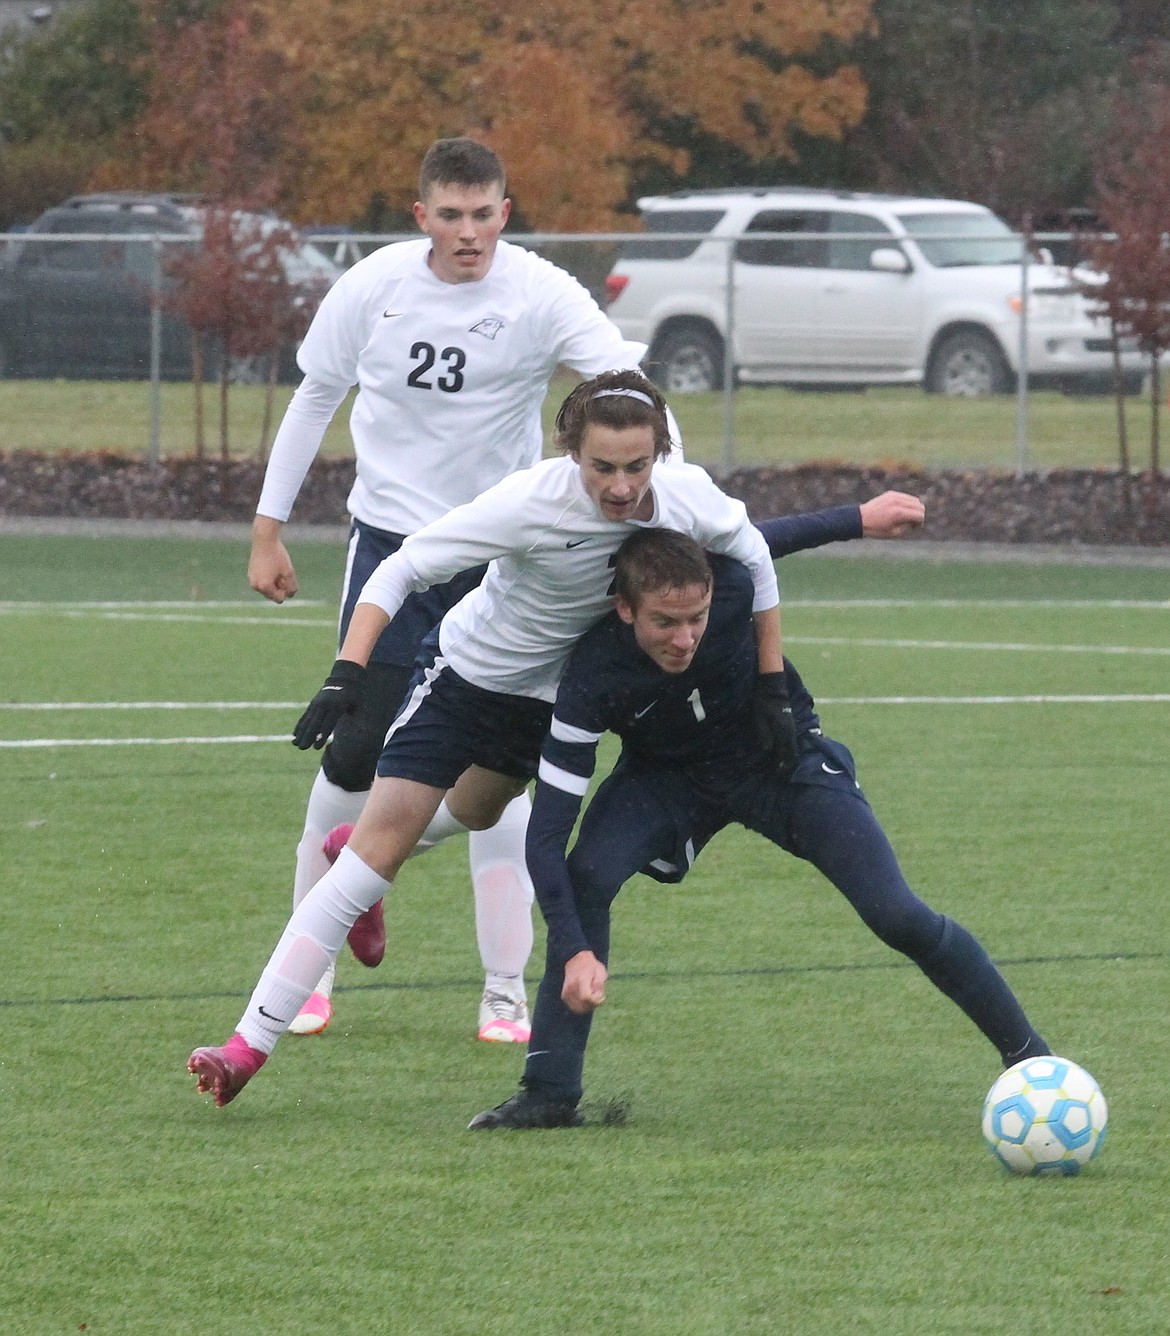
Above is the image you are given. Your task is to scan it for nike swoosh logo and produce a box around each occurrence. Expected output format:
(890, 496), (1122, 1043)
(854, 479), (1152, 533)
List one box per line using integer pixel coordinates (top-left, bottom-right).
(565, 538), (587, 548)
(821, 762), (844, 775)
(633, 701), (657, 719)
(383, 310), (404, 318)
(258, 1005), (288, 1023)
(525, 1051), (550, 1060)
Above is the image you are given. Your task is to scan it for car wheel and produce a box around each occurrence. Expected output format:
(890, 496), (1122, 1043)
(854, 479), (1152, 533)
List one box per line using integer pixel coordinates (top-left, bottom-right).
(925, 330), (1013, 396)
(647, 325), (724, 394)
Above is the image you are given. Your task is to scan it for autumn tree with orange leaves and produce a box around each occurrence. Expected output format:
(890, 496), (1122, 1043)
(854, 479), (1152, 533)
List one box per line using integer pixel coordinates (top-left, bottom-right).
(95, 0), (872, 230)
(91, 0), (307, 208)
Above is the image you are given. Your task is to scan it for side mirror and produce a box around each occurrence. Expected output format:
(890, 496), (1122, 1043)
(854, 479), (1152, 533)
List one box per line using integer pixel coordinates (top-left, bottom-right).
(870, 247), (911, 274)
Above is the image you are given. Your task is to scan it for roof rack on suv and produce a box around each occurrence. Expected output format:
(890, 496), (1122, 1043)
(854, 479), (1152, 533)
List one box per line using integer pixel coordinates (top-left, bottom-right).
(57, 192), (255, 217)
(57, 193), (205, 218)
(647, 186), (913, 203)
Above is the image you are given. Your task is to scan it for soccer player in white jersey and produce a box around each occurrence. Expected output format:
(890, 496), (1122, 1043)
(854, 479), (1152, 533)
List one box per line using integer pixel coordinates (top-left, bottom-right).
(189, 370), (795, 1107)
(247, 138), (653, 1042)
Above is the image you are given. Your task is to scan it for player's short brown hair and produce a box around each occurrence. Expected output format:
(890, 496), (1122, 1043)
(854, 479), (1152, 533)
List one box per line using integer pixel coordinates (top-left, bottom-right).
(418, 138), (506, 199)
(612, 528), (712, 613)
(553, 369), (672, 459)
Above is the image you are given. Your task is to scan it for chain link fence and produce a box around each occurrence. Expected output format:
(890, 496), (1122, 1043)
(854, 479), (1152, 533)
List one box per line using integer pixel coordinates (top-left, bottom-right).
(0, 227), (1156, 476)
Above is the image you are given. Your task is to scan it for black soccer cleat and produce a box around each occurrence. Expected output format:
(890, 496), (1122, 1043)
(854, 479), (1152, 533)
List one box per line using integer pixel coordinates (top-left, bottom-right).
(468, 1088), (583, 1131)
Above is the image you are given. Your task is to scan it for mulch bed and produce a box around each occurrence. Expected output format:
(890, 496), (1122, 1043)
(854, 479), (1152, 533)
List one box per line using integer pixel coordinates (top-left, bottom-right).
(1, 452), (1167, 546)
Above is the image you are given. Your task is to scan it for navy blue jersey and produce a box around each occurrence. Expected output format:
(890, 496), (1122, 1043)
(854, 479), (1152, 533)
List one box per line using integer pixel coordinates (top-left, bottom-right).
(755, 505), (861, 559)
(551, 554), (818, 773)
(528, 554), (821, 958)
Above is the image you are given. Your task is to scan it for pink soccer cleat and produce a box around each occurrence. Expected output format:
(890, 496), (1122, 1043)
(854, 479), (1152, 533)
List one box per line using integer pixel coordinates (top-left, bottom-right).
(188, 1034), (267, 1107)
(288, 991), (333, 1036)
(347, 899), (386, 968)
(321, 817), (387, 967)
(322, 823), (386, 967)
(477, 989), (531, 1044)
(322, 822), (355, 865)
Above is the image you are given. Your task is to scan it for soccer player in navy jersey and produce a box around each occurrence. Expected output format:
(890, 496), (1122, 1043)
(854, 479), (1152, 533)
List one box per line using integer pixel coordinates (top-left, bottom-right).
(470, 525), (1051, 1130)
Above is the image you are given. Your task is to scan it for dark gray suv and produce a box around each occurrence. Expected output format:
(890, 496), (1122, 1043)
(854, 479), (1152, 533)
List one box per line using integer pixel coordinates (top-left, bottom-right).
(0, 193), (341, 381)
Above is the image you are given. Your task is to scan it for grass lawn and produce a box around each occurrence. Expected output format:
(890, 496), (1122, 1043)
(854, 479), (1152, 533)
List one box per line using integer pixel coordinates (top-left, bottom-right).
(1, 533), (1167, 1334)
(0, 376), (1156, 473)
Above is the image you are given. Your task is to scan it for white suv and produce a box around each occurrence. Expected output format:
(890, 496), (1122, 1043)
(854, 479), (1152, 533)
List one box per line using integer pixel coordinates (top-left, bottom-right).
(603, 188), (1142, 396)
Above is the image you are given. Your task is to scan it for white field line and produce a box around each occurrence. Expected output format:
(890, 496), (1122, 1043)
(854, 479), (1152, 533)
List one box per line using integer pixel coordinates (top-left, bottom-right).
(8, 610), (336, 628)
(786, 635), (1170, 657)
(2, 596), (1167, 635)
(1, 735), (290, 749)
(0, 701), (301, 711)
(0, 599), (326, 610)
(818, 694), (1170, 705)
(785, 598), (1170, 610)
(3, 600), (1167, 748)
(0, 599), (332, 628)
(3, 596), (1169, 627)
(4, 615), (1169, 653)
(3, 695), (1168, 749)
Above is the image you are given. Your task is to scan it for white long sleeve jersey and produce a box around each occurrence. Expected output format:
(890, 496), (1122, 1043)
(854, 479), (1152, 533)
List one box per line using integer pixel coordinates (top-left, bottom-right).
(256, 238), (648, 533)
(358, 456), (779, 701)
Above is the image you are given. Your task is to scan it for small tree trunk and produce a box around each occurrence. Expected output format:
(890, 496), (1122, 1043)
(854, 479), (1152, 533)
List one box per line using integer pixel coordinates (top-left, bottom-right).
(219, 363), (231, 461)
(258, 351), (278, 461)
(1149, 352), (1161, 478)
(191, 333), (206, 460)
(1110, 325), (1130, 476)
(219, 358), (232, 503)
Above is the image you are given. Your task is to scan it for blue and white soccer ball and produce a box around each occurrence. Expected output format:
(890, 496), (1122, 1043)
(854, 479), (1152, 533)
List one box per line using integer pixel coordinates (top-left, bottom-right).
(981, 1056), (1107, 1176)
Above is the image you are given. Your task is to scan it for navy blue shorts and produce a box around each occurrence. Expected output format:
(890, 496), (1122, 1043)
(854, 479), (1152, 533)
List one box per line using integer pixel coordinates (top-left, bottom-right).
(340, 519), (488, 669)
(376, 631), (553, 790)
(585, 731), (864, 884)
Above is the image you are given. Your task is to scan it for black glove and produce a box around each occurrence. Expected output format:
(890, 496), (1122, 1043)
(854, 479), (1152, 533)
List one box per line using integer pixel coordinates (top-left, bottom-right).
(292, 659), (367, 750)
(751, 670), (798, 781)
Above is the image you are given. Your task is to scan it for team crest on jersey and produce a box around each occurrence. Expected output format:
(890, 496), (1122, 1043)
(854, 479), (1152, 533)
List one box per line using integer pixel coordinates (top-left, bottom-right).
(469, 316), (506, 340)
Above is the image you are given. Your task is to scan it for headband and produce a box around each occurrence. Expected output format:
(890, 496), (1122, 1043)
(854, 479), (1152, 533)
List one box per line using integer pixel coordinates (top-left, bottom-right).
(590, 387), (656, 407)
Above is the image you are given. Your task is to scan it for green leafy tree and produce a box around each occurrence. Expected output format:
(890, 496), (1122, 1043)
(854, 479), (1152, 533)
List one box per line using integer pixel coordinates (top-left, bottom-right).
(847, 0), (1120, 219)
(0, 0), (148, 225)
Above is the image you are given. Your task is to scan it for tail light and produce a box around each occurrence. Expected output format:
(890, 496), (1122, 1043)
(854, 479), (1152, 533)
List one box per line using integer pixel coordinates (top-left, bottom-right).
(603, 274), (630, 308)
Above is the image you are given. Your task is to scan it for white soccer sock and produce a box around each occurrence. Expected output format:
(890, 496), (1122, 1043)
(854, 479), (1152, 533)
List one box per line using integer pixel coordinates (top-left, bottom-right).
(469, 791), (534, 992)
(293, 769), (369, 999)
(238, 846), (391, 1053)
(402, 796), (471, 861)
(420, 798), (470, 846)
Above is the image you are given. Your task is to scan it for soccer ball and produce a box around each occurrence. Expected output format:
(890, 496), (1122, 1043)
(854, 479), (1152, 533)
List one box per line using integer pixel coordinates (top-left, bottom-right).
(981, 1056), (1108, 1176)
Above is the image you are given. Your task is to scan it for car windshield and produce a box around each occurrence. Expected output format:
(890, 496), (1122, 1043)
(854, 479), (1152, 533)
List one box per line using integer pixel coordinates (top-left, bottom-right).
(177, 206), (341, 281)
(621, 209), (727, 261)
(897, 211), (1023, 267)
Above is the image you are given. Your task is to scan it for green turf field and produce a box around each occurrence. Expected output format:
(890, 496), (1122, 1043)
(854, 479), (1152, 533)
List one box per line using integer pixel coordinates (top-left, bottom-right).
(2, 532), (1167, 1334)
